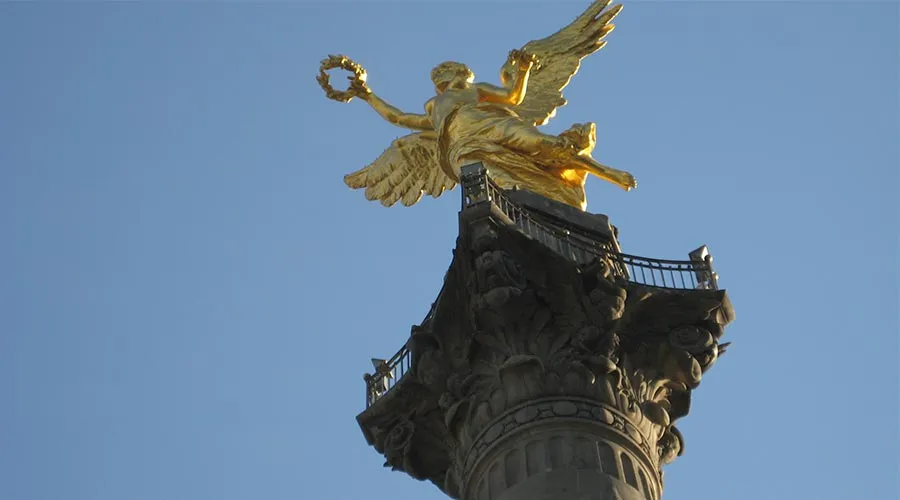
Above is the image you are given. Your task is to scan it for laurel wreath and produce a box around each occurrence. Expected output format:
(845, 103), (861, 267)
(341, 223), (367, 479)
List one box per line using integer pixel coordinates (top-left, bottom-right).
(317, 54), (368, 103)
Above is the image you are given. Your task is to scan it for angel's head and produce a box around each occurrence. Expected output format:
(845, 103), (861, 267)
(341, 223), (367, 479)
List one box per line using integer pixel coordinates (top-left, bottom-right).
(431, 61), (474, 93)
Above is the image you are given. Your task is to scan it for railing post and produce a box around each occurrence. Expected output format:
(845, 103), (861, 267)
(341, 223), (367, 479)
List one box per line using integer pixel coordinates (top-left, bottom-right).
(706, 255), (719, 290)
(460, 163), (489, 208)
(364, 373), (372, 407)
(689, 245), (719, 290)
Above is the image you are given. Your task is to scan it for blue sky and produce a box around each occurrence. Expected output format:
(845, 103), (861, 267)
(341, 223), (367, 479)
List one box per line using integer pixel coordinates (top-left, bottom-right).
(1, 2), (897, 500)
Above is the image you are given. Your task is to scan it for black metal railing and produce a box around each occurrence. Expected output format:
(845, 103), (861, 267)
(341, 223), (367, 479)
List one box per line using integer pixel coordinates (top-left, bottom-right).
(363, 285), (447, 408)
(618, 253), (711, 290)
(364, 343), (412, 407)
(459, 163), (719, 291)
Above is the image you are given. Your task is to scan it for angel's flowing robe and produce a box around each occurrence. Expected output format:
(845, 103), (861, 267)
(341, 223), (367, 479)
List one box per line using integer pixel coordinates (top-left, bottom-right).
(436, 101), (589, 210)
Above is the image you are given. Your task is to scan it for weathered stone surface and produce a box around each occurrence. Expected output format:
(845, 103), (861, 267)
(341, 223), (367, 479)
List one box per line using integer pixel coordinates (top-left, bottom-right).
(356, 196), (734, 499)
(505, 189), (618, 242)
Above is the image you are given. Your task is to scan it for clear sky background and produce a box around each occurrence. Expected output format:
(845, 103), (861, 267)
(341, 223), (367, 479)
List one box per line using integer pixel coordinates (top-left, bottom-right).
(2, 1), (898, 500)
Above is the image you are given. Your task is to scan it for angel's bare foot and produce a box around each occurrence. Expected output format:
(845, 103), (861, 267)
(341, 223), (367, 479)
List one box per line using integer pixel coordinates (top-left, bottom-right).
(572, 155), (636, 191)
(615, 171), (637, 191)
(599, 167), (637, 191)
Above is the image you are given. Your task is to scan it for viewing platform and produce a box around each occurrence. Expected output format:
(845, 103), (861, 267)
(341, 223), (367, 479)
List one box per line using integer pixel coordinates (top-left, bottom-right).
(363, 163), (724, 408)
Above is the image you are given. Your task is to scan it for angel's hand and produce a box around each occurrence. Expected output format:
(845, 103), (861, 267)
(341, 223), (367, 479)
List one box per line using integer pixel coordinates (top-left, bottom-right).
(508, 49), (540, 72)
(348, 75), (372, 101)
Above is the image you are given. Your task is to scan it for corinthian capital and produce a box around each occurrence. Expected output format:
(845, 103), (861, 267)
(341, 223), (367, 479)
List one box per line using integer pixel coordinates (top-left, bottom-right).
(357, 182), (734, 499)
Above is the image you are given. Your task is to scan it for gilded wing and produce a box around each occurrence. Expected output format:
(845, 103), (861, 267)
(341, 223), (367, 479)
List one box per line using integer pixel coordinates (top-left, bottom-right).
(505, 0), (623, 126)
(344, 132), (456, 207)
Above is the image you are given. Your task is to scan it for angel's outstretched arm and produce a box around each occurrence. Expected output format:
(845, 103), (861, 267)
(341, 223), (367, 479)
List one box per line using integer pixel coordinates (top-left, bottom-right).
(477, 51), (535, 106)
(360, 92), (434, 131)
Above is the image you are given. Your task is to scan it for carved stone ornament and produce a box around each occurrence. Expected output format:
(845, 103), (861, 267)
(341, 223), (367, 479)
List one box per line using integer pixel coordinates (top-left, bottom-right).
(356, 209), (734, 499)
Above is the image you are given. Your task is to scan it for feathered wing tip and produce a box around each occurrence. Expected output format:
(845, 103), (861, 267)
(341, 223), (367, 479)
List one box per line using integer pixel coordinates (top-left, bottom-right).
(512, 2), (624, 126)
(570, 0), (615, 27)
(597, 3), (623, 25)
(343, 133), (456, 208)
(343, 169), (367, 189)
(575, 1), (622, 42)
(547, 1), (622, 57)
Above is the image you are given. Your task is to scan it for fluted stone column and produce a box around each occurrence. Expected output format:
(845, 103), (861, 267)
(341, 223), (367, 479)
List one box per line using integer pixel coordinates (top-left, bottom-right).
(356, 186), (734, 500)
(461, 397), (657, 500)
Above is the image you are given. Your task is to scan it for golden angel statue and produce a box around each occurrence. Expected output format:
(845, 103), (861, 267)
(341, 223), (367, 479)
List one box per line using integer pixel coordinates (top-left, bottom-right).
(317, 0), (634, 211)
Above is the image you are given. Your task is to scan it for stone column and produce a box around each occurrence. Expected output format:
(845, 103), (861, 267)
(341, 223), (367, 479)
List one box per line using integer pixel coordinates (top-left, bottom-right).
(460, 397), (658, 500)
(356, 193), (734, 500)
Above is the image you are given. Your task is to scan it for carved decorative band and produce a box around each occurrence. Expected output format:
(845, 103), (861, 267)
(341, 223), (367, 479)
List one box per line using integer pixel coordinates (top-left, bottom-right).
(462, 397), (657, 484)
